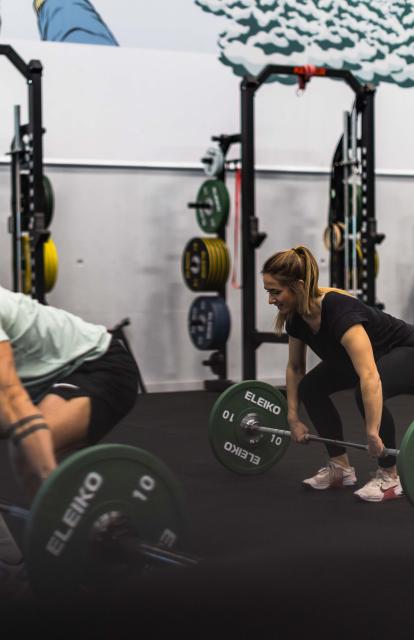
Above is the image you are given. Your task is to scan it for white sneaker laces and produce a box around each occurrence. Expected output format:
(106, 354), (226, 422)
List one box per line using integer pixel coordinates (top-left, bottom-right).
(368, 469), (396, 488)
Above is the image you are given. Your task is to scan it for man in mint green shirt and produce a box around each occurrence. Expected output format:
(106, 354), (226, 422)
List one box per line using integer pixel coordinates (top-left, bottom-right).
(0, 286), (139, 599)
(0, 286), (139, 493)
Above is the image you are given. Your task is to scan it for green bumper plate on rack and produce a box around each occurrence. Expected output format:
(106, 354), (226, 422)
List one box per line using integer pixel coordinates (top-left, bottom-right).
(195, 179), (230, 233)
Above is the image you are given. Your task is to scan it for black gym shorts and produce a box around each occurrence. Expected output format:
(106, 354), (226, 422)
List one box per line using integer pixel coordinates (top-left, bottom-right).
(29, 336), (139, 444)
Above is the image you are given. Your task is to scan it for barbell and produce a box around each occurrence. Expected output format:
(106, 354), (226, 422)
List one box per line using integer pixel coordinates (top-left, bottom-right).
(0, 443), (199, 601)
(208, 380), (414, 504)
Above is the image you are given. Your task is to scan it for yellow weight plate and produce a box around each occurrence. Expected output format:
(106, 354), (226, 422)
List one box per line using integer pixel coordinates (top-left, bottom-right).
(218, 240), (230, 286)
(22, 234), (32, 295)
(44, 237), (59, 293)
(204, 238), (220, 289)
(209, 238), (224, 289)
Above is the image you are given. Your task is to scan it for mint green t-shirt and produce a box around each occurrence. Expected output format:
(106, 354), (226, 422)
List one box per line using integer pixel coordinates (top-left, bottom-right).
(0, 287), (111, 390)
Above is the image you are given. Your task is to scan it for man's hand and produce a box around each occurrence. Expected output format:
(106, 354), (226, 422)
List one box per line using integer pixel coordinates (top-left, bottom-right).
(289, 419), (310, 444)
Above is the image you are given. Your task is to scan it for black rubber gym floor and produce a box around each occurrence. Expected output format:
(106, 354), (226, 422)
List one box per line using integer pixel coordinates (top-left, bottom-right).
(2, 389), (414, 638)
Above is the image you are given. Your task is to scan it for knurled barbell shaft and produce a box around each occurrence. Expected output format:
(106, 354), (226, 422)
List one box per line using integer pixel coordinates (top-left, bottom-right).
(139, 542), (199, 567)
(248, 424), (400, 457)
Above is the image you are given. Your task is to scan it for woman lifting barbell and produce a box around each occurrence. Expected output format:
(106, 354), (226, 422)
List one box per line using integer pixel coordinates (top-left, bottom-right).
(262, 245), (414, 503)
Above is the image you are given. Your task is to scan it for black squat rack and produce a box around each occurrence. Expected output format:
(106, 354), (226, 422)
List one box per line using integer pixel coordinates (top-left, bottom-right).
(240, 64), (382, 380)
(1, 44), (48, 303)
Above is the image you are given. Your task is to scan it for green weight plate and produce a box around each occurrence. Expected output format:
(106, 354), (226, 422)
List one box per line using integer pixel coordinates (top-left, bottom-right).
(196, 180), (230, 234)
(208, 381), (290, 475)
(43, 175), (54, 229)
(25, 444), (188, 599)
(397, 421), (414, 506)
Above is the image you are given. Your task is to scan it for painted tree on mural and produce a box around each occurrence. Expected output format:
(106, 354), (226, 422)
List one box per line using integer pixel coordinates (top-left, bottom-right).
(194, 0), (414, 87)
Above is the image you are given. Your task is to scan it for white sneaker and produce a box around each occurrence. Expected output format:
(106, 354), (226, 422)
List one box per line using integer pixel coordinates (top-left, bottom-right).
(0, 559), (31, 602)
(354, 469), (403, 503)
(303, 461), (357, 490)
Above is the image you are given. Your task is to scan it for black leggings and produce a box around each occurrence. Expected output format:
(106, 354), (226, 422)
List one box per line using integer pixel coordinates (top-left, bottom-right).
(298, 337), (414, 469)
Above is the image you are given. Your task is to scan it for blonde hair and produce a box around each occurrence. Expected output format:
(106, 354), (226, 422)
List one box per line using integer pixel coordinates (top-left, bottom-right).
(262, 245), (323, 335)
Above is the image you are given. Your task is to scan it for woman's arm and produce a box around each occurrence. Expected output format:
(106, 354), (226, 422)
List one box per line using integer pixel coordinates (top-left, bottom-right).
(340, 324), (384, 456)
(286, 337), (309, 441)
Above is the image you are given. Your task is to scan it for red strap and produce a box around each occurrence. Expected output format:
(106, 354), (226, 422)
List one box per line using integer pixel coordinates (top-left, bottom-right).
(297, 65), (318, 91)
(231, 167), (242, 289)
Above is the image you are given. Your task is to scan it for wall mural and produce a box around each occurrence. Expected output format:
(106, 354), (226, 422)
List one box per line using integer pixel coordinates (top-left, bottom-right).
(194, 0), (414, 87)
(33, 0), (118, 46)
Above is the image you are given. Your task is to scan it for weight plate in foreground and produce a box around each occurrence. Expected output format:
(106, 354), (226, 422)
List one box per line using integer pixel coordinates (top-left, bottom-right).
(25, 444), (188, 599)
(208, 381), (290, 475)
(195, 179), (230, 233)
(397, 421), (414, 506)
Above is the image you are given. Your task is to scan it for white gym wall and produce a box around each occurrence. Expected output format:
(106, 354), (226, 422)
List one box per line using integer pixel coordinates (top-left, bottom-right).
(0, 2), (413, 391)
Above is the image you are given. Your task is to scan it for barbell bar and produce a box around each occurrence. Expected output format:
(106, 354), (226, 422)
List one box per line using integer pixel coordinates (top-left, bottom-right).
(240, 414), (399, 457)
(208, 380), (414, 506)
(0, 500), (198, 571)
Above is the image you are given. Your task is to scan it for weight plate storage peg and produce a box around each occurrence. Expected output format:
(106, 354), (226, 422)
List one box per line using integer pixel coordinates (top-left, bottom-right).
(195, 179), (230, 234)
(25, 444), (189, 599)
(208, 381), (290, 475)
(188, 296), (231, 350)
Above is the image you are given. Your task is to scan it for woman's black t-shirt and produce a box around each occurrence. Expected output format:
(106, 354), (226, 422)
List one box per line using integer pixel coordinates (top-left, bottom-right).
(285, 292), (414, 364)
